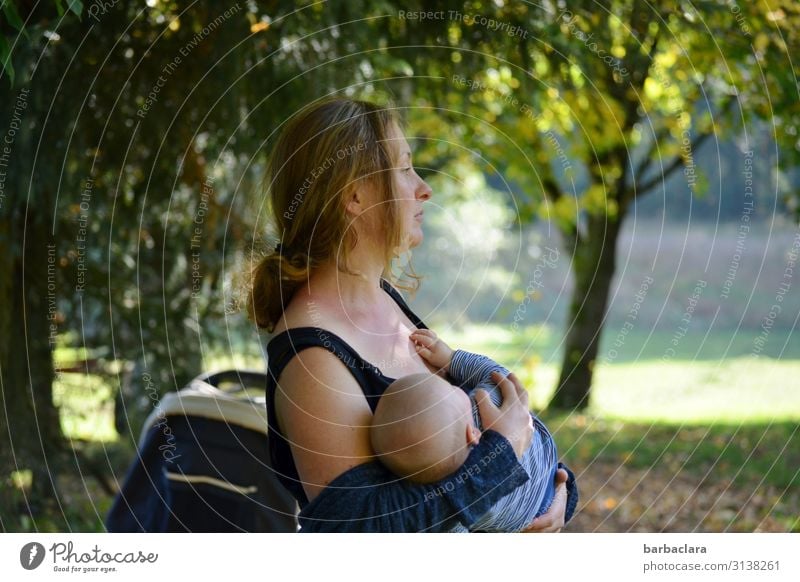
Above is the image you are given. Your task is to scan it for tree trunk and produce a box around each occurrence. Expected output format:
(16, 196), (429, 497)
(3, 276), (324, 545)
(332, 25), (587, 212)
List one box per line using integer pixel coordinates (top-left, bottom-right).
(549, 211), (622, 410)
(1, 74), (65, 527)
(0, 209), (13, 528)
(0, 209), (65, 530)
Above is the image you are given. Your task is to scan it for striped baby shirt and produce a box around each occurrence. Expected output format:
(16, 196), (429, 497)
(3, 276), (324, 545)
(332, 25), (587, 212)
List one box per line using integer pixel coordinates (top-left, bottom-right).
(447, 349), (559, 533)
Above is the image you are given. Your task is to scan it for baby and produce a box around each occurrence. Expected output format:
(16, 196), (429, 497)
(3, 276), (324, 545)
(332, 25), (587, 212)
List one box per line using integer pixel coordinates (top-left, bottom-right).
(370, 329), (560, 533)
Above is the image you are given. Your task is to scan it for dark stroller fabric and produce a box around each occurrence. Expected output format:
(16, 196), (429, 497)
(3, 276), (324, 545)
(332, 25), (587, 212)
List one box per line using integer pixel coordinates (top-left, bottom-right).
(106, 371), (298, 532)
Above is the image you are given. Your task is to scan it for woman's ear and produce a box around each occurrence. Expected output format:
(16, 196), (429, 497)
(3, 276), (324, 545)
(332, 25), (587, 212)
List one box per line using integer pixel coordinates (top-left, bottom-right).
(346, 182), (371, 218)
(346, 188), (362, 217)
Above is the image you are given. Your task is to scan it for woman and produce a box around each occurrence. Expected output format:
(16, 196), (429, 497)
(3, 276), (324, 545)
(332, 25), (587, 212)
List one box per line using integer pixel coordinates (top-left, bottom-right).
(248, 98), (573, 532)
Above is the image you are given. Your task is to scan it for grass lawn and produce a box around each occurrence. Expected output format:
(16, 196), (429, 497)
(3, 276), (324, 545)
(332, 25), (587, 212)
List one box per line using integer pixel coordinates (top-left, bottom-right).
(53, 373), (117, 442)
(441, 323), (800, 422)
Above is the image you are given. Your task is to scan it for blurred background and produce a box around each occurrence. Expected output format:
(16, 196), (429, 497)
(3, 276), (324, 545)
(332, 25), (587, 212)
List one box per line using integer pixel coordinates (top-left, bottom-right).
(1, 0), (798, 532)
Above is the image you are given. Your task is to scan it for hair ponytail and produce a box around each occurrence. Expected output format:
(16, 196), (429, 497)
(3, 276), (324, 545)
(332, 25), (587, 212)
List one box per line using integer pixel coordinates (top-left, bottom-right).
(248, 245), (311, 333)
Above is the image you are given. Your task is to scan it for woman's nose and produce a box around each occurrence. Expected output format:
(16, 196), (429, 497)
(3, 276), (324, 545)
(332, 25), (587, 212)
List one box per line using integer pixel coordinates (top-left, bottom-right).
(417, 179), (432, 201)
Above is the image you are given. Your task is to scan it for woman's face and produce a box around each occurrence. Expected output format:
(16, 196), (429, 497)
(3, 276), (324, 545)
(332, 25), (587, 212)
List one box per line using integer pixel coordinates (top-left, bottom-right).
(387, 124), (432, 252)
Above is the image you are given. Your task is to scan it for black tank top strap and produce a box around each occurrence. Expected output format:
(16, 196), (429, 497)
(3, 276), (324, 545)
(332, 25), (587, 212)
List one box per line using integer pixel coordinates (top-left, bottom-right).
(380, 278), (429, 330)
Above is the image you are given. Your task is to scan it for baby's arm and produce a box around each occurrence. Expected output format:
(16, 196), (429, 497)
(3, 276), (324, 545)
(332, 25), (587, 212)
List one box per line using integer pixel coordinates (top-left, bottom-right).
(449, 350), (510, 404)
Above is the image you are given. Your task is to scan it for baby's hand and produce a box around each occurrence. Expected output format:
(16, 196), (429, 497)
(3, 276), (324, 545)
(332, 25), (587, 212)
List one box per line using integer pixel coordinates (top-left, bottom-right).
(410, 329), (454, 373)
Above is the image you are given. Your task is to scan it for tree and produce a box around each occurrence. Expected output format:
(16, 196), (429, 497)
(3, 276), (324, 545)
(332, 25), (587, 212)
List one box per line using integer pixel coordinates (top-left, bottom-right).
(335, 0), (800, 409)
(1, 0), (82, 527)
(0, 0), (309, 528)
(501, 1), (798, 408)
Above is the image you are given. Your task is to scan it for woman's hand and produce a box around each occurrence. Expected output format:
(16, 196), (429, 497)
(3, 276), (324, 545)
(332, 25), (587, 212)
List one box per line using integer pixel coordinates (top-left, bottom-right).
(521, 468), (569, 532)
(474, 371), (534, 460)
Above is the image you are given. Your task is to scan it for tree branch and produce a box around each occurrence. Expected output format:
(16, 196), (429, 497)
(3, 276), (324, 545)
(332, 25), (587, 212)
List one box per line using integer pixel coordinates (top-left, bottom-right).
(645, 27), (661, 66)
(541, 175), (563, 203)
(635, 95), (736, 197)
(635, 129), (715, 197)
(634, 124), (672, 180)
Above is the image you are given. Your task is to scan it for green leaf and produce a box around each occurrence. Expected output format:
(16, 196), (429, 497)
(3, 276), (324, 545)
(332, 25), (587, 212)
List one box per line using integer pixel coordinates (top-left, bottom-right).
(0, 34), (14, 86)
(67, 0), (83, 17)
(2, 1), (25, 32)
(54, 0), (64, 17)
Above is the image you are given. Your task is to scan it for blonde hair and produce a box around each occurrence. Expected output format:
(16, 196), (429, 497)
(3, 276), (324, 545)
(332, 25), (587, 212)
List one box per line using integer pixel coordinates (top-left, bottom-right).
(248, 98), (421, 332)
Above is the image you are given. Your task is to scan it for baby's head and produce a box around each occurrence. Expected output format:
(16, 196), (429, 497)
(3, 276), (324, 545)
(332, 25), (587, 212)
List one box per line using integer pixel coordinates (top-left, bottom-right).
(371, 372), (481, 484)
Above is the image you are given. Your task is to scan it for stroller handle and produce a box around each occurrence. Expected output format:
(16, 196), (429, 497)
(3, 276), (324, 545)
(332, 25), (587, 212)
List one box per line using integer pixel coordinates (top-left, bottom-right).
(196, 369), (268, 391)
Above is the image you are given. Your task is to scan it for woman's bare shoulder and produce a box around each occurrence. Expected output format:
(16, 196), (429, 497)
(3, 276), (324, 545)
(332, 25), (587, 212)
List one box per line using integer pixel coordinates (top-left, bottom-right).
(270, 289), (353, 380)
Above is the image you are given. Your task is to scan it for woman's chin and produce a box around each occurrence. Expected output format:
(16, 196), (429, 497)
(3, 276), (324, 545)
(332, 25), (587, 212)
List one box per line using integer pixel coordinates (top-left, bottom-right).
(391, 229), (424, 257)
(410, 226), (425, 247)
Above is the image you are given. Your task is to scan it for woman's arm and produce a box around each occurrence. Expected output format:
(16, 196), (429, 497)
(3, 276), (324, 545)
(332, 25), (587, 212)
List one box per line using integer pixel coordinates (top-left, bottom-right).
(275, 346), (376, 503)
(275, 347), (531, 531)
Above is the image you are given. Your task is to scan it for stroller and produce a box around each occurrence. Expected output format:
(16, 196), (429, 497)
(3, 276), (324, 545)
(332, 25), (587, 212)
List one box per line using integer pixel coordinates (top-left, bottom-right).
(106, 370), (298, 532)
